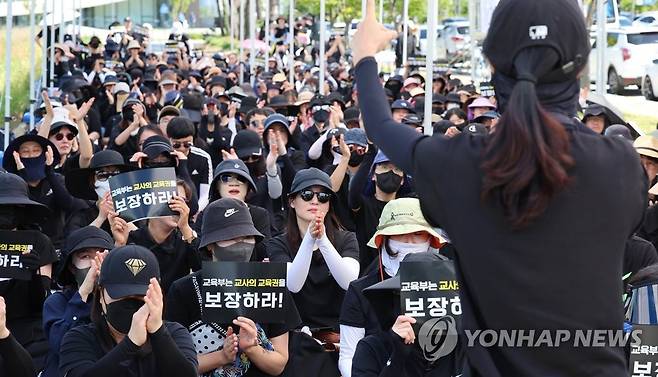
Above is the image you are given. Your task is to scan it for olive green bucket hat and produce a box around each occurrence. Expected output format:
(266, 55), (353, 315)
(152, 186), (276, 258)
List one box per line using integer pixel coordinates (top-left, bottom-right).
(367, 198), (445, 249)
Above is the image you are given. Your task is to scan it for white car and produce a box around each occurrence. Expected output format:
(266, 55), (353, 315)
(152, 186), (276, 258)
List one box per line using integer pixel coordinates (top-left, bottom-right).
(590, 27), (658, 94)
(633, 11), (658, 27)
(418, 25), (446, 59)
(436, 22), (470, 58)
(642, 58), (658, 101)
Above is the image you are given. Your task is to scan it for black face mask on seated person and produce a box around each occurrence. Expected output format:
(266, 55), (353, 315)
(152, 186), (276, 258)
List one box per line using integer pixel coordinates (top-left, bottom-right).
(0, 207), (19, 230)
(19, 155), (47, 182)
(348, 154), (365, 167)
(375, 171), (403, 194)
(313, 110), (330, 124)
(245, 157), (266, 178)
(103, 297), (144, 334)
(213, 242), (255, 262)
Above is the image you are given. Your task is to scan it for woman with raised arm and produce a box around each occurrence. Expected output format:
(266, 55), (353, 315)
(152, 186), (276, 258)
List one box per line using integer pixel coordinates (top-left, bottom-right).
(351, 0), (647, 376)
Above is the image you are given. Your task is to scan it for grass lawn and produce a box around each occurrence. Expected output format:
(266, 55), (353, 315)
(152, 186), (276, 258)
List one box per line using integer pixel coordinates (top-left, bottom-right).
(0, 27), (43, 125)
(626, 112), (658, 134)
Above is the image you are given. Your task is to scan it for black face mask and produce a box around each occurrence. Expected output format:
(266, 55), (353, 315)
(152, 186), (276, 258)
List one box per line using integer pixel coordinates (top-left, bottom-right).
(348, 154), (365, 167)
(245, 158), (266, 177)
(313, 110), (330, 123)
(73, 267), (90, 287)
(375, 171), (403, 194)
(0, 207), (18, 230)
(104, 297), (144, 334)
(213, 242), (255, 262)
(20, 155), (47, 182)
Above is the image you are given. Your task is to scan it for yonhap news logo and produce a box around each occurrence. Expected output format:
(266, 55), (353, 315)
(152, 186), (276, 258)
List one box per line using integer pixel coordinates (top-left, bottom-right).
(418, 316), (459, 362)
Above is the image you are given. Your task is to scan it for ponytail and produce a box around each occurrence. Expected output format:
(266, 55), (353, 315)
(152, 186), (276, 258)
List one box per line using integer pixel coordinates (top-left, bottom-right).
(481, 48), (574, 229)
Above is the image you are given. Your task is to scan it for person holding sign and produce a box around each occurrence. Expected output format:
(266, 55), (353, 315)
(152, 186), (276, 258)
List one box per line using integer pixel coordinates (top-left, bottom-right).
(0, 173), (59, 372)
(42, 226), (113, 377)
(267, 168), (359, 362)
(166, 198), (300, 377)
(338, 198), (445, 377)
(351, 0), (646, 375)
(111, 179), (200, 294)
(59, 245), (198, 377)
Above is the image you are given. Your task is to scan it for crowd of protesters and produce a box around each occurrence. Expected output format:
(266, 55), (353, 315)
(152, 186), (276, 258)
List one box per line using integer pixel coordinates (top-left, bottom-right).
(0, 0), (657, 375)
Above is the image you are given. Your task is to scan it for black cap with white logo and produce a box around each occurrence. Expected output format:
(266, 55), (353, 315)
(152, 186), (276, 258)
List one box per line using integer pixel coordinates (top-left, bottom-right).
(200, 198), (264, 248)
(99, 245), (161, 299)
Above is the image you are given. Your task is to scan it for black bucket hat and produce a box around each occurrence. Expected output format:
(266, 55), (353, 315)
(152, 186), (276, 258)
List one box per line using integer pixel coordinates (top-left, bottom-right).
(239, 96), (258, 114)
(483, 0), (590, 84)
(0, 172), (50, 221)
(289, 168), (333, 196)
(199, 198), (264, 248)
(209, 159), (257, 202)
(65, 150), (133, 200)
(99, 245), (161, 299)
(581, 104), (610, 123)
(56, 226), (114, 286)
(2, 134), (61, 173)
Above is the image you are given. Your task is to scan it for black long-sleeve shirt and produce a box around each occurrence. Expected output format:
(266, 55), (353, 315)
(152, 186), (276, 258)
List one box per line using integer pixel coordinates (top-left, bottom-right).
(355, 56), (648, 377)
(0, 334), (36, 377)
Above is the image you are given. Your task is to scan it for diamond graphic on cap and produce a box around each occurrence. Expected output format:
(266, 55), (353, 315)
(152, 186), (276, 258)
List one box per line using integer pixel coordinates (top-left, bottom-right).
(125, 258), (146, 276)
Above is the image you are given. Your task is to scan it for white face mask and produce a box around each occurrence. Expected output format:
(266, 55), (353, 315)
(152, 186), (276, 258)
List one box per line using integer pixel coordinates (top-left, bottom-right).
(446, 103), (460, 110)
(94, 180), (111, 199)
(381, 239), (430, 277)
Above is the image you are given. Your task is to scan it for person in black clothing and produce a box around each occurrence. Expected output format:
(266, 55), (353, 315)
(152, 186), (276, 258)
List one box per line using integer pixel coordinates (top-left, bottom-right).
(2, 134), (78, 250)
(623, 235), (658, 292)
(109, 179), (201, 294)
(0, 296), (36, 377)
(199, 98), (234, 167)
(195, 159), (272, 261)
(0, 172), (59, 373)
(338, 198), (445, 377)
(64, 150), (133, 234)
(349, 150), (406, 271)
(58, 245), (198, 377)
(166, 198), (300, 377)
(299, 96), (332, 162)
(352, 0), (647, 375)
(108, 98), (150, 160)
(42, 226), (113, 377)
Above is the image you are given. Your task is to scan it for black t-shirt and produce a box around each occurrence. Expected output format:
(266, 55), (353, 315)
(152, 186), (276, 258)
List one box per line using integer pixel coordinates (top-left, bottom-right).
(127, 227), (202, 294)
(339, 268), (391, 337)
(187, 147), (213, 197)
(266, 230), (359, 331)
(354, 196), (388, 270)
(324, 165), (356, 231)
(59, 321), (198, 377)
(165, 271), (301, 377)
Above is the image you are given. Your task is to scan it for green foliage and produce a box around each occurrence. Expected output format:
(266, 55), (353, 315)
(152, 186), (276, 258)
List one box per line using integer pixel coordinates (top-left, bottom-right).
(172, 0), (195, 15)
(0, 27), (42, 122)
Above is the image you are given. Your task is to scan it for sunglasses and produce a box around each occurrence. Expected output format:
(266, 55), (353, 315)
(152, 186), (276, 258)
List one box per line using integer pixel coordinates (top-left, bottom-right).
(95, 170), (120, 182)
(54, 133), (75, 141)
(299, 189), (332, 204)
(219, 174), (248, 184)
(241, 155), (261, 163)
(349, 145), (366, 155)
(172, 141), (193, 149)
(312, 105), (330, 113)
(375, 164), (403, 175)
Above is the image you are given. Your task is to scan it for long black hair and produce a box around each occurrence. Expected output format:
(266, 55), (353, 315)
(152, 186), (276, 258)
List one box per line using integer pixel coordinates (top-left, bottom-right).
(90, 286), (119, 353)
(481, 47), (574, 229)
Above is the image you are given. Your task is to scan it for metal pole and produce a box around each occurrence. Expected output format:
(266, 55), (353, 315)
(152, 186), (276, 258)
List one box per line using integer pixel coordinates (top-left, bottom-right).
(59, 0), (64, 44)
(288, 0), (294, 84)
(29, 0), (36, 131)
(4, 0), (13, 150)
(230, 0), (235, 52)
(249, 0), (256, 87)
(265, 0), (270, 72)
(41, 0), (47, 88)
(319, 0), (325, 95)
(402, 0), (408, 68)
(596, 0), (606, 95)
(239, 0), (245, 85)
(468, 0), (477, 80)
(50, 0), (55, 87)
(424, 0), (436, 136)
(79, 0), (83, 39)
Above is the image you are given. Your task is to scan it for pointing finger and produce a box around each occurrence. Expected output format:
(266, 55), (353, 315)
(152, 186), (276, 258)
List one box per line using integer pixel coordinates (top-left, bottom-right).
(365, 0), (377, 21)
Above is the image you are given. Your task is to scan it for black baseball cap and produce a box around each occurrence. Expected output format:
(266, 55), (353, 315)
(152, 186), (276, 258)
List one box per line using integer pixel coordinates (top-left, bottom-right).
(142, 135), (174, 159)
(604, 124), (633, 141)
(99, 245), (161, 299)
(199, 198), (263, 248)
(232, 130), (262, 159)
(289, 168), (333, 196)
(264, 113), (290, 136)
(483, 0), (589, 84)
(344, 107), (361, 124)
(582, 105), (609, 122)
(445, 93), (461, 104)
(57, 226), (114, 286)
(463, 123), (489, 136)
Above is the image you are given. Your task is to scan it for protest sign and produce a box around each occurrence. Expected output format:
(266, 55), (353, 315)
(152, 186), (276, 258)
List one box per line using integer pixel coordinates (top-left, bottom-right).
(201, 262), (287, 324)
(0, 231), (37, 280)
(400, 260), (461, 332)
(109, 167), (177, 223)
(629, 325), (658, 377)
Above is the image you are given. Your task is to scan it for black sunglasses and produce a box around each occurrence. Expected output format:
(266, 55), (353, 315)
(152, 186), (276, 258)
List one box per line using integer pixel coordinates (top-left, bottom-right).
(54, 133), (75, 141)
(172, 141), (193, 149)
(219, 174), (248, 184)
(95, 170), (120, 182)
(299, 189), (332, 204)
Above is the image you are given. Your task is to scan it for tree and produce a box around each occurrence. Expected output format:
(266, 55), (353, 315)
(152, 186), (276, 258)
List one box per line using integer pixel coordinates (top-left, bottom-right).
(172, 0), (195, 15)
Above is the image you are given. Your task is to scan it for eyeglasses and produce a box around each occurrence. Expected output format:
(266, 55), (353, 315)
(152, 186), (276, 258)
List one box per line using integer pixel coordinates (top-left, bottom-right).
(312, 105), (330, 113)
(241, 155), (261, 163)
(250, 119), (265, 128)
(374, 164), (403, 175)
(95, 170), (120, 182)
(172, 141), (193, 149)
(54, 133), (75, 141)
(349, 145), (366, 155)
(298, 189), (332, 204)
(219, 174), (248, 184)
